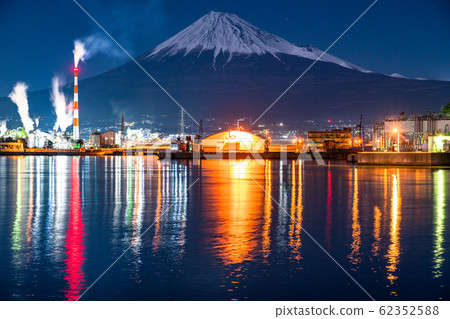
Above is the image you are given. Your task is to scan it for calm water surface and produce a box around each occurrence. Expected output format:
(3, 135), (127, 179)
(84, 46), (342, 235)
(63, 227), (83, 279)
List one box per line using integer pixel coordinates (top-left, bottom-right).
(0, 156), (448, 300)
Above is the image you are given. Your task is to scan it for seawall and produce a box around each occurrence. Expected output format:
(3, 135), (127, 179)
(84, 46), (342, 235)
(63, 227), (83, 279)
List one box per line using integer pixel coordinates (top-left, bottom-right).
(358, 152), (450, 166)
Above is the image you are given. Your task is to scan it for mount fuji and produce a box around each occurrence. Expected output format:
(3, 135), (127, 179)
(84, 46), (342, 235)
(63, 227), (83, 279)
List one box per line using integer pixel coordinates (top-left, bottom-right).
(148, 11), (371, 73)
(1, 11), (449, 130)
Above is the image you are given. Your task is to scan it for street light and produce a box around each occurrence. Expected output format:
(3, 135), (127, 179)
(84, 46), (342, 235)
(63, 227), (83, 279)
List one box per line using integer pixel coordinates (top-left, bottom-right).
(393, 129), (400, 152)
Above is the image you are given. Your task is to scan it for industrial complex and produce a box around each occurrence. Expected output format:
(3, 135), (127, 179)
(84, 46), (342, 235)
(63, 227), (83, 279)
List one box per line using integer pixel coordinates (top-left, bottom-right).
(0, 40), (449, 165)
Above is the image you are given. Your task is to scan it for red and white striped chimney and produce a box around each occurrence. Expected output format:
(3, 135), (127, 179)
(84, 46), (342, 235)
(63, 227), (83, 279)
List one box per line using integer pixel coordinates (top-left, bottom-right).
(73, 67), (79, 141)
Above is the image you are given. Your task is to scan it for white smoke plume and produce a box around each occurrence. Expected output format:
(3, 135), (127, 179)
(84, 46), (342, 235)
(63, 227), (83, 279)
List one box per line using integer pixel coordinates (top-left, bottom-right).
(0, 120), (7, 137)
(73, 34), (123, 67)
(73, 40), (86, 67)
(51, 77), (73, 132)
(8, 82), (34, 133)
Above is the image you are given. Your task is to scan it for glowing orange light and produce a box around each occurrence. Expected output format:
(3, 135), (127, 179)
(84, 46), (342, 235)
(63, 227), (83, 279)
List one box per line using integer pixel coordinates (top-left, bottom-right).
(73, 67), (79, 72)
(203, 160), (261, 264)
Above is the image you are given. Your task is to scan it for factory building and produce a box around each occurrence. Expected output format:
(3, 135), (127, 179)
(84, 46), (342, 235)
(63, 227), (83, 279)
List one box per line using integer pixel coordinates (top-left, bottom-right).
(88, 130), (118, 148)
(89, 131), (101, 148)
(374, 114), (450, 151)
(100, 130), (117, 147)
(0, 141), (25, 152)
(306, 127), (352, 152)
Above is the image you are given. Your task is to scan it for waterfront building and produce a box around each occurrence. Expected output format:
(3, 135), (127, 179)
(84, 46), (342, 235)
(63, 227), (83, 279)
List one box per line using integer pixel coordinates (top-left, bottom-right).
(100, 130), (117, 147)
(88, 129), (120, 148)
(375, 114), (450, 151)
(306, 127), (352, 152)
(89, 130), (101, 148)
(0, 141), (25, 152)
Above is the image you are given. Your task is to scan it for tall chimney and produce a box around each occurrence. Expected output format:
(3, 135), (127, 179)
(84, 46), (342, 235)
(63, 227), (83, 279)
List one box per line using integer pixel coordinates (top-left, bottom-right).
(73, 67), (79, 141)
(121, 114), (125, 147)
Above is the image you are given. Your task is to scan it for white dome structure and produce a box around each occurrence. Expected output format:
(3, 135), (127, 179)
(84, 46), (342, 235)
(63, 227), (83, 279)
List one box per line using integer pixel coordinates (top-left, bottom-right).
(202, 130), (265, 153)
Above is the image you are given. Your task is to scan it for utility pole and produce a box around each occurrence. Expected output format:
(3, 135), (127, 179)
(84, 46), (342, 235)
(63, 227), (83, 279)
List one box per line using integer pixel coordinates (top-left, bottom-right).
(359, 114), (364, 150)
(236, 118), (245, 131)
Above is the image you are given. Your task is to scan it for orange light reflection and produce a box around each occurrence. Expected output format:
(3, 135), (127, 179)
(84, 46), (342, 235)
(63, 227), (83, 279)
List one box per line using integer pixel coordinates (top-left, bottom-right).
(372, 206), (382, 256)
(385, 170), (402, 294)
(210, 160), (262, 265)
(262, 160), (272, 260)
(288, 161), (303, 261)
(348, 168), (361, 267)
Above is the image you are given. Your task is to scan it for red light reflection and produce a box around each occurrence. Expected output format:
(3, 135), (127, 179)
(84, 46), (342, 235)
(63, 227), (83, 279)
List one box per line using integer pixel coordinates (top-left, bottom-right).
(64, 158), (85, 301)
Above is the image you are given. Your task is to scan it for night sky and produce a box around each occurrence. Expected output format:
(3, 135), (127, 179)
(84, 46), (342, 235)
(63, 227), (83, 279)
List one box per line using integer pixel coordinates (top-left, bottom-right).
(0, 0), (449, 96)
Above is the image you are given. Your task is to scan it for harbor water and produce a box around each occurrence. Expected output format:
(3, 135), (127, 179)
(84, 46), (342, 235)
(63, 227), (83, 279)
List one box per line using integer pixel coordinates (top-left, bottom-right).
(0, 156), (448, 300)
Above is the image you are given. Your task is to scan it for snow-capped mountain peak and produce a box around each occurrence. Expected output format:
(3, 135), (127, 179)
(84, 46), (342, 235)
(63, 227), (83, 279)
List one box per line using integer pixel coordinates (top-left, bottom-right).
(147, 11), (371, 72)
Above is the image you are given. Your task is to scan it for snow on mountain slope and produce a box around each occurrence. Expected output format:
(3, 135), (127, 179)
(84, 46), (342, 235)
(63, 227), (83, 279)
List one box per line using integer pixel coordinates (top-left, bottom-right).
(146, 11), (371, 73)
(390, 73), (409, 79)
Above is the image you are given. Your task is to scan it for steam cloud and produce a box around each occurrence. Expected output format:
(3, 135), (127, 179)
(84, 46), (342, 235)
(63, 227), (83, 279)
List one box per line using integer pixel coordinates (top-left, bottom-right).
(73, 40), (86, 67)
(8, 83), (34, 133)
(0, 120), (7, 137)
(51, 77), (73, 132)
(73, 34), (124, 67)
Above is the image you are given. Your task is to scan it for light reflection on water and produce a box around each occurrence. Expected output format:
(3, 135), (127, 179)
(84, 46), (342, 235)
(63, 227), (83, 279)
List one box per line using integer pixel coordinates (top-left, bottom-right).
(288, 160), (303, 262)
(433, 170), (445, 278)
(348, 168), (361, 267)
(0, 156), (449, 300)
(372, 206), (382, 256)
(262, 160), (272, 260)
(64, 157), (85, 300)
(11, 157), (23, 265)
(385, 170), (402, 295)
(206, 160), (262, 266)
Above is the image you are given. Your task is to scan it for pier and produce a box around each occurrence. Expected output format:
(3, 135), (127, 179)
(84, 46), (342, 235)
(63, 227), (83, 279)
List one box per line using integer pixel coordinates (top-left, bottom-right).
(358, 152), (450, 166)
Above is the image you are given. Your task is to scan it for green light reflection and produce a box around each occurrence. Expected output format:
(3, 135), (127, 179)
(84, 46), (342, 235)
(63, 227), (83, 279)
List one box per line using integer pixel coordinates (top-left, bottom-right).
(12, 157), (23, 263)
(433, 170), (446, 278)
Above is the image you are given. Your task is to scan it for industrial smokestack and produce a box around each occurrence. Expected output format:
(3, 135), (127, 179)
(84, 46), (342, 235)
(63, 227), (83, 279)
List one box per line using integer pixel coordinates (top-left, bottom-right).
(73, 67), (79, 141)
(121, 114), (125, 147)
(72, 40), (85, 142)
